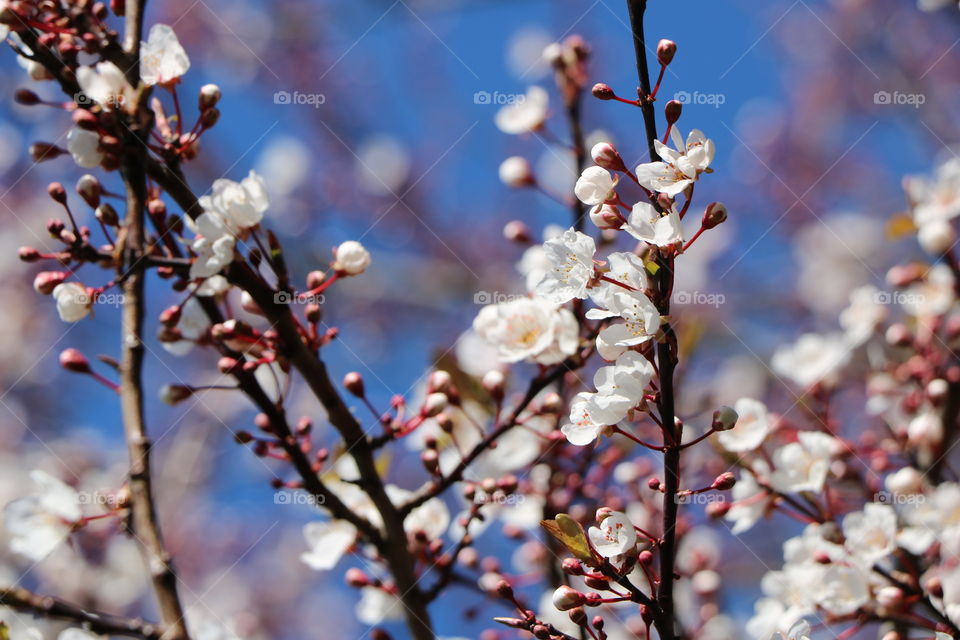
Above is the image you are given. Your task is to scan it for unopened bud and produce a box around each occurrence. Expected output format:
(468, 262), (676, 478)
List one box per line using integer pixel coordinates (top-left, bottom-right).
(34, 271), (67, 295)
(541, 392), (563, 413)
(503, 220), (531, 243)
(665, 100), (683, 125)
(421, 448), (440, 474)
(199, 84), (221, 110)
(59, 348), (90, 373)
(711, 406), (738, 431)
(495, 580), (514, 599)
(47, 182), (67, 204)
(19, 247), (42, 262)
(30, 142), (66, 162)
(551, 585), (584, 611)
(423, 392), (448, 417)
(76, 174), (101, 207)
(344, 372), (365, 397)
(428, 370), (453, 394)
(482, 369), (505, 400)
(345, 568), (369, 588)
(498, 156), (535, 188)
(568, 606), (587, 625)
(200, 107), (220, 128)
(702, 202), (728, 229)
(590, 142), (626, 172)
(592, 83), (615, 101)
(657, 39), (677, 66)
(711, 471), (736, 491)
(590, 204), (622, 230)
(562, 558), (584, 575)
(705, 501), (730, 518)
(96, 203), (119, 226)
(159, 384), (193, 405)
(14, 89), (40, 106)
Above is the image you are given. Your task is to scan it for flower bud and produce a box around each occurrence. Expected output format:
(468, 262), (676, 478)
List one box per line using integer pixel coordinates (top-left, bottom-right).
(589, 204), (622, 230)
(333, 240), (371, 276)
(96, 203), (119, 226)
(47, 182), (67, 205)
(200, 107), (220, 128)
(76, 176), (101, 210)
(428, 370), (453, 394)
(18, 246), (42, 262)
(568, 607), (587, 625)
(33, 271), (67, 295)
(562, 558), (583, 575)
(14, 89), (40, 106)
(59, 348), (91, 373)
(702, 202), (728, 229)
(876, 586), (904, 610)
(30, 142), (66, 162)
(542, 43), (564, 66)
(918, 219), (956, 255)
(498, 156), (535, 188)
(503, 220), (531, 243)
(664, 100), (683, 125)
(592, 83), (615, 101)
(159, 384), (193, 405)
(885, 323), (912, 347)
(345, 568), (369, 588)
(711, 472), (736, 491)
(590, 142), (626, 173)
(705, 501), (730, 518)
(199, 84), (222, 111)
(482, 370), (505, 401)
(657, 39), (677, 66)
(551, 586), (584, 611)
(344, 372), (365, 397)
(423, 392), (448, 418)
(928, 378), (950, 403)
(421, 448), (440, 474)
(541, 392), (563, 413)
(711, 406), (738, 431)
(495, 580), (514, 599)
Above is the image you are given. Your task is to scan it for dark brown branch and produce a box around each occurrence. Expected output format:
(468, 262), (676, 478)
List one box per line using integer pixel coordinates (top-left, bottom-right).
(0, 587), (163, 639)
(116, 2), (191, 638)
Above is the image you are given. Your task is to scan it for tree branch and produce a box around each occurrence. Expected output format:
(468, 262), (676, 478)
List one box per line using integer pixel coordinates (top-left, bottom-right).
(0, 587), (163, 640)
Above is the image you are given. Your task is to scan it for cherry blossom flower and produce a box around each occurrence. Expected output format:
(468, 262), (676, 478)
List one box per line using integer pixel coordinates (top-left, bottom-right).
(838, 285), (886, 346)
(76, 62), (134, 109)
(725, 468), (770, 534)
(140, 24), (190, 86)
(473, 297), (577, 364)
(4, 470), (82, 561)
(192, 171), (269, 241)
(300, 520), (356, 570)
(52, 282), (92, 322)
(901, 263), (956, 318)
(494, 86), (548, 134)
(66, 127), (102, 168)
(499, 156), (534, 187)
(635, 128), (715, 196)
(574, 166), (617, 206)
(356, 587), (403, 625)
(769, 431), (839, 494)
(841, 503), (897, 565)
(590, 350), (654, 422)
(535, 228), (596, 303)
(589, 289), (661, 348)
(333, 240), (371, 276)
(561, 391), (622, 446)
(771, 332), (850, 389)
(189, 234), (236, 279)
(905, 158), (960, 225)
(622, 202), (684, 247)
(588, 510), (637, 558)
(818, 565), (870, 615)
(717, 398), (770, 452)
(386, 485), (449, 539)
(588, 251), (649, 315)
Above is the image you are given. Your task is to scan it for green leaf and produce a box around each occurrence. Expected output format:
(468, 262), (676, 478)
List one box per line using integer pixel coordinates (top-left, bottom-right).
(541, 514), (596, 566)
(645, 261), (660, 276)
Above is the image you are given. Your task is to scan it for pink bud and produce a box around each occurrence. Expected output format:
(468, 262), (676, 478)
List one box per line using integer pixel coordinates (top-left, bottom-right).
(590, 142), (626, 172)
(18, 247), (42, 262)
(665, 100), (683, 125)
(657, 39), (677, 66)
(47, 182), (67, 204)
(33, 271), (67, 295)
(503, 220), (531, 243)
(702, 202), (728, 229)
(344, 372), (365, 397)
(551, 585), (584, 611)
(345, 568), (369, 587)
(711, 472), (736, 491)
(59, 348), (90, 373)
(592, 83), (615, 101)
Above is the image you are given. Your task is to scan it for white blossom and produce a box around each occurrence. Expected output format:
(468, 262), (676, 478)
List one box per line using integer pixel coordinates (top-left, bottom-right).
(535, 228), (596, 303)
(4, 470), (82, 561)
(356, 587), (403, 625)
(841, 503), (897, 565)
(300, 520), (356, 570)
(561, 391), (621, 446)
(494, 86), (548, 134)
(473, 297), (577, 364)
(839, 285), (886, 346)
(769, 431), (839, 494)
(771, 332), (850, 389)
(622, 202), (684, 247)
(52, 282), (92, 322)
(140, 24), (190, 86)
(574, 166), (617, 206)
(189, 234), (236, 279)
(590, 289), (661, 348)
(76, 62), (133, 109)
(725, 469), (769, 534)
(717, 398), (770, 452)
(635, 128), (715, 196)
(333, 240), (371, 276)
(498, 156), (534, 187)
(66, 127), (102, 168)
(386, 485), (449, 540)
(193, 171), (269, 240)
(817, 565), (870, 615)
(588, 511), (637, 558)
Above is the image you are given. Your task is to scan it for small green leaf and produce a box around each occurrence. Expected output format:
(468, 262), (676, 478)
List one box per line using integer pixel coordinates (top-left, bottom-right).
(541, 514), (596, 566)
(645, 261), (660, 276)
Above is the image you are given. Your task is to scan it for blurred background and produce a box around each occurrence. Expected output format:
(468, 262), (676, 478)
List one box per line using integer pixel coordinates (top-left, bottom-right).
(1, 0), (959, 637)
